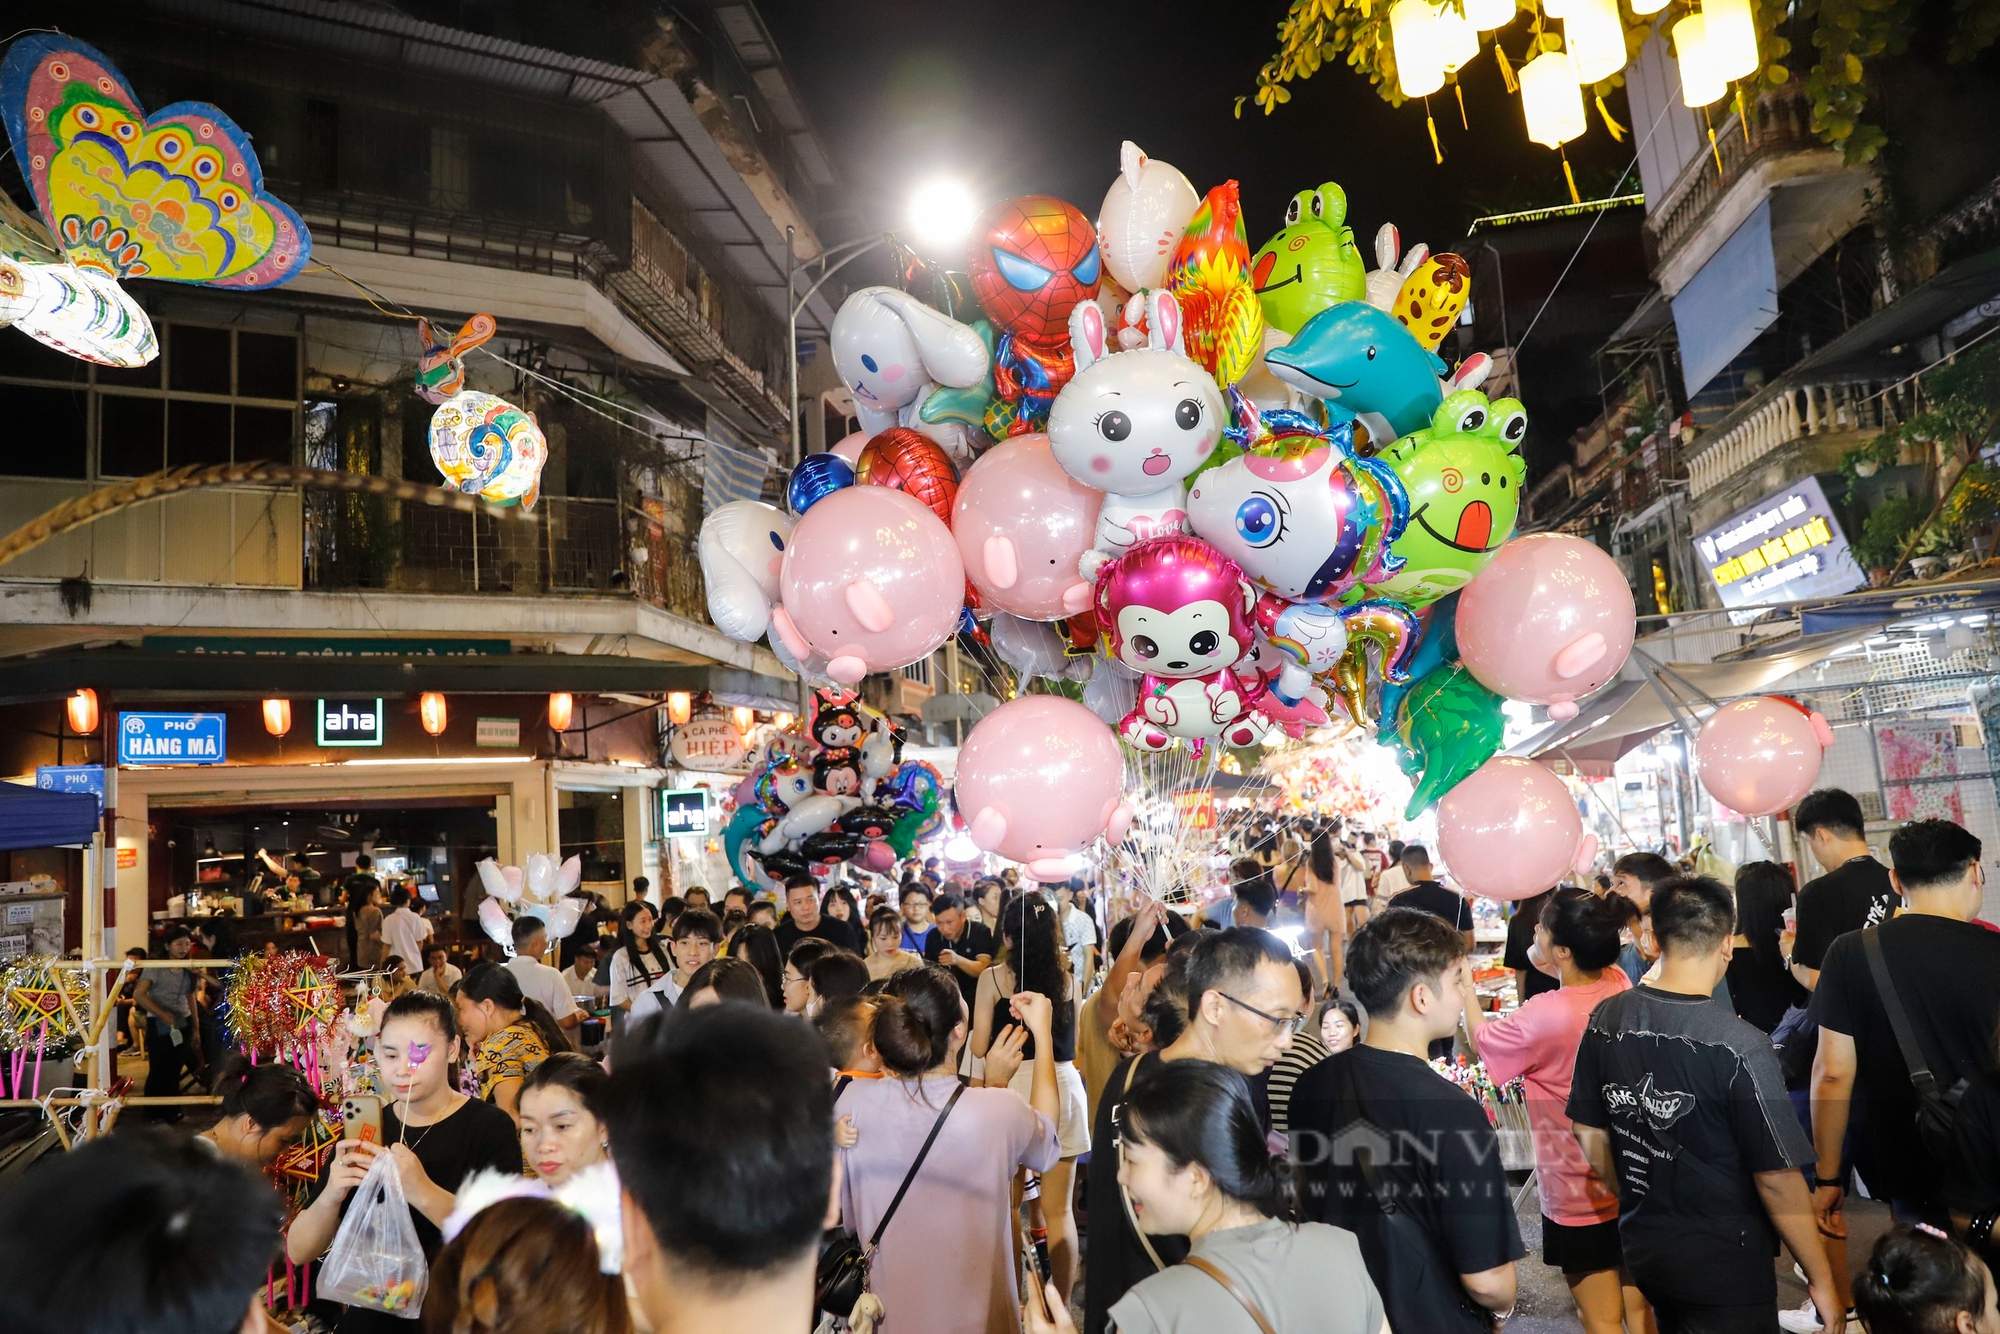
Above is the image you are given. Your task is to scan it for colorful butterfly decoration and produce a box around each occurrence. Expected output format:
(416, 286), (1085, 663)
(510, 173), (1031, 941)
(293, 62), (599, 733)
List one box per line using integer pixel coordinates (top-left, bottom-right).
(0, 35), (312, 365)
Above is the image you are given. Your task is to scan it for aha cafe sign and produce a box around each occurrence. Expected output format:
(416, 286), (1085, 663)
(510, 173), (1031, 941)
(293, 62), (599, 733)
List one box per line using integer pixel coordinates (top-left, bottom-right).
(670, 714), (746, 772)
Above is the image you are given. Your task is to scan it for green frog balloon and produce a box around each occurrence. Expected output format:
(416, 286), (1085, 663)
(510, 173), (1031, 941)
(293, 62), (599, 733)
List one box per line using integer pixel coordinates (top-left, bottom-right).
(1250, 183), (1368, 336)
(1367, 390), (1528, 607)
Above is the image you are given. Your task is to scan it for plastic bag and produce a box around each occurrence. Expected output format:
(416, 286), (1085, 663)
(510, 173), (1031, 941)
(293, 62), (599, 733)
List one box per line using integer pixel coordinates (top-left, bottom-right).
(318, 1148), (428, 1318)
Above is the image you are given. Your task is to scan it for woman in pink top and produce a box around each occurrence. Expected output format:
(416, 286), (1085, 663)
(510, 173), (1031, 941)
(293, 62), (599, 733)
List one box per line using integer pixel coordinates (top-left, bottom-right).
(1462, 887), (1650, 1334)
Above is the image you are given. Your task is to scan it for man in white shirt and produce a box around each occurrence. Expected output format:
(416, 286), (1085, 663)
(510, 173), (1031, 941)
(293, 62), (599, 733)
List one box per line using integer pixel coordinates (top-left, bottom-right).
(505, 918), (582, 1038)
(379, 889), (434, 977)
(416, 945), (462, 996)
(565, 942), (607, 1004)
(1055, 879), (1098, 986)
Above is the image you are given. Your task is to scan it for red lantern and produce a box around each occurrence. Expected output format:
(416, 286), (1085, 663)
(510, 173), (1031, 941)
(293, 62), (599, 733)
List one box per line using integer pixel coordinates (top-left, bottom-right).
(262, 699), (292, 738)
(419, 692), (448, 737)
(66, 688), (97, 734)
(667, 692), (693, 727)
(548, 692), (574, 732)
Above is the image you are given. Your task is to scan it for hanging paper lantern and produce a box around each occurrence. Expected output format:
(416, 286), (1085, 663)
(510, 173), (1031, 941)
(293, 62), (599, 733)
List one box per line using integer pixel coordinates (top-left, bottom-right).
(548, 692), (574, 732)
(1675, 14), (1728, 107)
(732, 706), (755, 734)
(1565, 0), (1629, 83)
(667, 692), (693, 726)
(263, 698), (292, 738)
(65, 687), (97, 734)
(1700, 0), (1761, 81)
(1540, 0), (1573, 16)
(1629, 0), (1670, 16)
(420, 692), (448, 736)
(1464, 0), (1517, 29)
(1520, 47), (1589, 146)
(1391, 0), (1447, 97)
(428, 390), (548, 511)
(1431, 2), (1481, 73)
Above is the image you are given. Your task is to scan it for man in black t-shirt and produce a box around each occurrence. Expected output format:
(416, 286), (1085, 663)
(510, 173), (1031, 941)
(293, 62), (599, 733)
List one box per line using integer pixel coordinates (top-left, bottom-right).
(1083, 927), (1303, 1334)
(1291, 908), (1522, 1334)
(1504, 888), (1561, 1002)
(1385, 844), (1473, 947)
(1568, 876), (1837, 1334)
(1789, 788), (1897, 992)
(1810, 818), (2000, 1228)
(771, 875), (864, 956)
(920, 892), (994, 1010)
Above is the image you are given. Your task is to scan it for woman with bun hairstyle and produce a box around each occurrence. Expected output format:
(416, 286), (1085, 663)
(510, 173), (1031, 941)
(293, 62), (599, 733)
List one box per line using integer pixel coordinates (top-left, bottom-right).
(1460, 886), (1644, 1334)
(1025, 1058), (1386, 1334)
(423, 1194), (628, 1334)
(1853, 1224), (2000, 1334)
(837, 963), (1061, 1334)
(518, 1052), (612, 1188)
(199, 1054), (319, 1167)
(452, 963), (564, 1122)
(674, 955), (770, 1009)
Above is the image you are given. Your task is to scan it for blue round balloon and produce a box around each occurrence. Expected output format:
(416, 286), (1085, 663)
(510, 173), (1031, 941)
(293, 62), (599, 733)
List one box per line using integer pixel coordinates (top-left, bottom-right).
(788, 452), (854, 513)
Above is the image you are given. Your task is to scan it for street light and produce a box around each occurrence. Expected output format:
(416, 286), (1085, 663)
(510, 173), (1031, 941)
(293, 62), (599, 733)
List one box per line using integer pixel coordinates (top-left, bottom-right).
(787, 228), (895, 466)
(907, 178), (977, 251)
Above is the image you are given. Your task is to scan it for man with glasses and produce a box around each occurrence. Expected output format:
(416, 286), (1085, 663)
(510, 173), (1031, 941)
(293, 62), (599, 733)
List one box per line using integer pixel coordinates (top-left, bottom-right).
(1081, 925), (1305, 1334)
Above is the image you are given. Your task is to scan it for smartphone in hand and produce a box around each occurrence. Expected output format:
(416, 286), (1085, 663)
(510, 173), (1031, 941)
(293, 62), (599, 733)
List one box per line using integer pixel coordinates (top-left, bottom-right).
(341, 1095), (384, 1146)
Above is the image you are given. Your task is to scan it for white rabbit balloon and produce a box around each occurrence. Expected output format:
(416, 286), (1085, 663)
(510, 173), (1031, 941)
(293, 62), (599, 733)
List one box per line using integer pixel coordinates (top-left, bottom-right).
(1097, 140), (1201, 348)
(1047, 290), (1227, 580)
(1364, 223), (1430, 312)
(698, 500), (797, 644)
(830, 286), (990, 462)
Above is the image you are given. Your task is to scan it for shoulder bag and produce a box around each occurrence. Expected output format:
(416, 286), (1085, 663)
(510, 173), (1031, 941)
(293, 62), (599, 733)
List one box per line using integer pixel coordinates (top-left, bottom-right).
(815, 1076), (967, 1317)
(1862, 927), (1967, 1162)
(1182, 1255), (1278, 1334)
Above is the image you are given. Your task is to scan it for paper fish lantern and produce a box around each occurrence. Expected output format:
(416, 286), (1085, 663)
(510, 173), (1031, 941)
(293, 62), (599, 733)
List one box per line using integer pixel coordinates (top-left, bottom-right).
(1167, 182), (1264, 389)
(415, 314), (497, 404)
(429, 390), (547, 510)
(0, 194), (155, 366)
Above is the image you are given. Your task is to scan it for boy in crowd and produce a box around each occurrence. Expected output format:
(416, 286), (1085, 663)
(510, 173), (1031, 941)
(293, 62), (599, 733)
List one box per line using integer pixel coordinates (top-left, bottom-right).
(1385, 844), (1474, 951)
(1569, 877), (1841, 1334)
(505, 917), (583, 1037)
(1787, 788), (1897, 992)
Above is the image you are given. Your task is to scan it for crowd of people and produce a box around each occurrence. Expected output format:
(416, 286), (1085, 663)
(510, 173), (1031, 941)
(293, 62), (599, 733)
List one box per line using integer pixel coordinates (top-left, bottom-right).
(7, 796), (2000, 1334)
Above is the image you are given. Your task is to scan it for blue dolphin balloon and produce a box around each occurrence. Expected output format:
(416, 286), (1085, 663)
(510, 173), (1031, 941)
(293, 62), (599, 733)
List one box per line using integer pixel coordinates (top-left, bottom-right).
(1265, 301), (1447, 442)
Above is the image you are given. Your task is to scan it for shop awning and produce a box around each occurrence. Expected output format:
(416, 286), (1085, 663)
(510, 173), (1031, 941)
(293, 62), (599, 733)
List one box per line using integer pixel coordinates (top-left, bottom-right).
(0, 782), (99, 850)
(1509, 624), (1879, 774)
(1792, 579), (2000, 636)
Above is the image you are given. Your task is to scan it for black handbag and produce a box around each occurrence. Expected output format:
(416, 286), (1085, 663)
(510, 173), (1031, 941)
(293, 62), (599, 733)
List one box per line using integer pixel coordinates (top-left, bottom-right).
(815, 1076), (967, 1316)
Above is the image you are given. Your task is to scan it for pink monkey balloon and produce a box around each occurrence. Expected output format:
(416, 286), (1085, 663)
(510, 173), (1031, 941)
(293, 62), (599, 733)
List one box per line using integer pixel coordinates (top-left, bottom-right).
(953, 432), (1103, 619)
(831, 430), (870, 465)
(956, 695), (1133, 881)
(770, 485), (966, 686)
(1436, 756), (1591, 901)
(1696, 696), (1835, 817)
(1456, 534), (1636, 722)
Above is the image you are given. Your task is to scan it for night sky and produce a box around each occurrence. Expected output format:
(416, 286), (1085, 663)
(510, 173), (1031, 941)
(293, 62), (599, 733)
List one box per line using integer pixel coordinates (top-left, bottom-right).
(758, 0), (1638, 262)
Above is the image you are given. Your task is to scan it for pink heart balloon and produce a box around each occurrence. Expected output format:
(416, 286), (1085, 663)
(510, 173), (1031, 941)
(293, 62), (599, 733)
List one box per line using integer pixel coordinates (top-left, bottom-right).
(1456, 534), (1636, 719)
(955, 695), (1125, 878)
(1696, 696), (1830, 817)
(1436, 756), (1585, 901)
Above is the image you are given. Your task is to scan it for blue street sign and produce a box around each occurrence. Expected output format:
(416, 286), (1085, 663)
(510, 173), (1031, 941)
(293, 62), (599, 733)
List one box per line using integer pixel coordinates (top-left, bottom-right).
(118, 712), (227, 766)
(35, 764), (105, 816)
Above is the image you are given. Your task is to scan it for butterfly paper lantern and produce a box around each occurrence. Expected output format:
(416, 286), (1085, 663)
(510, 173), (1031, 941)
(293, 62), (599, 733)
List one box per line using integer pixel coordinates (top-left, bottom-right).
(0, 36), (313, 365)
(429, 390), (548, 509)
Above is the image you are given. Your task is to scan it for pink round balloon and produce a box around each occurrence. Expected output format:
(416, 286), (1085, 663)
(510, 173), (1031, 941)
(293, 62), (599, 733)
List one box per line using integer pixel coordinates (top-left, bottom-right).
(953, 433), (1103, 620)
(956, 695), (1131, 881)
(1696, 696), (1833, 817)
(1456, 534), (1636, 721)
(1436, 757), (1585, 900)
(831, 430), (869, 465)
(770, 486), (965, 685)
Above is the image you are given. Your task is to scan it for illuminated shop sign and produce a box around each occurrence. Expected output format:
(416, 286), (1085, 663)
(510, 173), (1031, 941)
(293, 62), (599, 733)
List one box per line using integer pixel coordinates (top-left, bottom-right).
(1694, 475), (1866, 608)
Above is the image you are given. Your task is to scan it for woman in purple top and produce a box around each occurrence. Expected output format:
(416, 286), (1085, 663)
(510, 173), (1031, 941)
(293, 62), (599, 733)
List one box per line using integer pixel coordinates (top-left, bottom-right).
(838, 964), (1062, 1334)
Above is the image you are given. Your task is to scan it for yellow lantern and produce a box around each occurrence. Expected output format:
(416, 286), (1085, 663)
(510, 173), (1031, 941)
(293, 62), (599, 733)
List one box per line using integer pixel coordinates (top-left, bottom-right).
(548, 692), (574, 732)
(1700, 0), (1760, 81)
(1519, 47), (1588, 147)
(65, 687), (97, 735)
(1432, 1), (1481, 73)
(667, 691), (693, 727)
(731, 706), (755, 734)
(775, 711), (796, 730)
(1463, 0), (1516, 30)
(419, 692), (448, 737)
(1540, 0), (1572, 18)
(1390, 0), (1446, 97)
(262, 698), (292, 738)
(1565, 0), (1628, 84)
(1674, 14), (1727, 106)
(1629, 0), (1669, 16)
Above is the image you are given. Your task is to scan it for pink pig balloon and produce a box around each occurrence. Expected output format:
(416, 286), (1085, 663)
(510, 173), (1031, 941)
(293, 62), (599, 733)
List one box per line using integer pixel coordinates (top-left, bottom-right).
(1696, 696), (1835, 817)
(953, 433), (1103, 620)
(771, 486), (965, 686)
(831, 430), (870, 466)
(1437, 757), (1592, 901)
(956, 695), (1133, 881)
(1456, 534), (1636, 722)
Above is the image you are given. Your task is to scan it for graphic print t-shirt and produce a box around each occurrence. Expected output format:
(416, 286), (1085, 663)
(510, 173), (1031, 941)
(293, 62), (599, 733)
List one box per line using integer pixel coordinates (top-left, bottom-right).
(1566, 985), (1813, 1303)
(1792, 857), (1897, 971)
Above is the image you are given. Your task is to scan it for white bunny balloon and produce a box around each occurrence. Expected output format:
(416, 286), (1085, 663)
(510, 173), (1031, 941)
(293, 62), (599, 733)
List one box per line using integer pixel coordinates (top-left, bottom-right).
(830, 286), (991, 462)
(697, 500), (796, 644)
(1364, 223), (1430, 312)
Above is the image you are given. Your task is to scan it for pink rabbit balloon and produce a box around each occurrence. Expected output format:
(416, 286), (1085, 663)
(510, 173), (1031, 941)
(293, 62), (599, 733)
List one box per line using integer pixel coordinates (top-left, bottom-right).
(953, 433), (1104, 620)
(1436, 756), (1592, 901)
(1456, 534), (1636, 721)
(1696, 696), (1835, 817)
(770, 485), (965, 686)
(956, 695), (1133, 882)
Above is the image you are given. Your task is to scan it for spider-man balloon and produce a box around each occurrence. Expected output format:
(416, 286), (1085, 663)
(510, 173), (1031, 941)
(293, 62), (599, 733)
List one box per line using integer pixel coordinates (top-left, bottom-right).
(969, 196), (1102, 437)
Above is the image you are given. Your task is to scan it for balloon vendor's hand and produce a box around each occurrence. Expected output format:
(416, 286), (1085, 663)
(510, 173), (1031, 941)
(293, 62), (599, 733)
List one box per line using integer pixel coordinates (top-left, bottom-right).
(984, 1023), (1028, 1088)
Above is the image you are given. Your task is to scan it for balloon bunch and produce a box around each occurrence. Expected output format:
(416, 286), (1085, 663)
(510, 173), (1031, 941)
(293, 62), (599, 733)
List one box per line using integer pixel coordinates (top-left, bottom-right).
(474, 853), (587, 953)
(722, 689), (944, 890)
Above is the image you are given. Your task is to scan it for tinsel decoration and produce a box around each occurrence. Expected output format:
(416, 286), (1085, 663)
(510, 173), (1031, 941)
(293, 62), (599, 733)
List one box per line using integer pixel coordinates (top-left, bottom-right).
(223, 952), (339, 1078)
(1, 956), (90, 1098)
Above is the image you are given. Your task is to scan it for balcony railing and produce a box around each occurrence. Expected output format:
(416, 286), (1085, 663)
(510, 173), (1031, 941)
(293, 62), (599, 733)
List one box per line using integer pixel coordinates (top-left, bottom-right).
(1686, 377), (1923, 497)
(1644, 87), (1823, 271)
